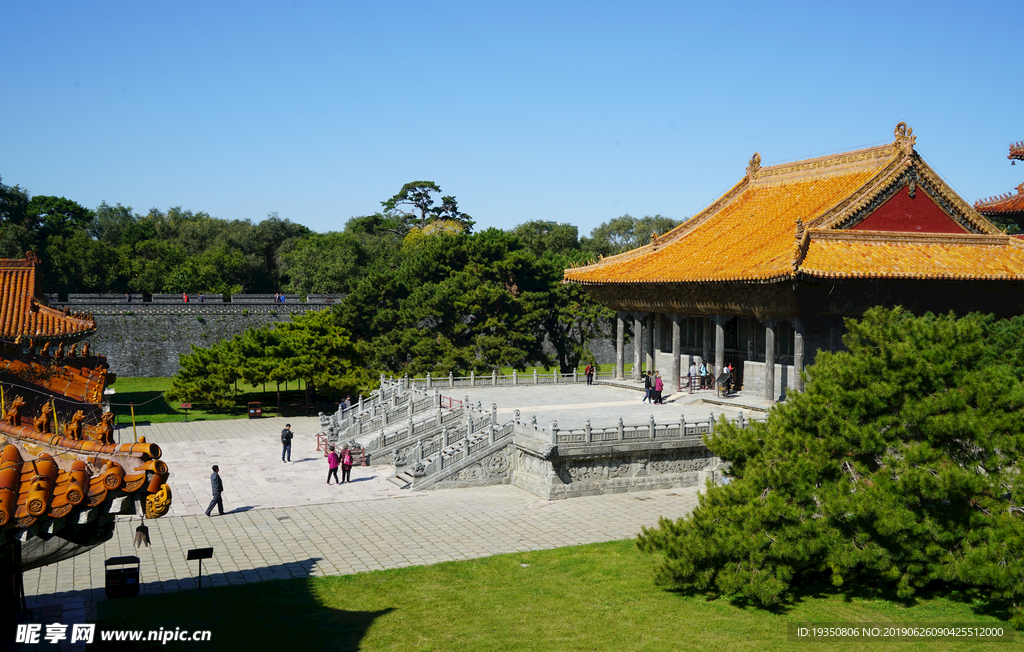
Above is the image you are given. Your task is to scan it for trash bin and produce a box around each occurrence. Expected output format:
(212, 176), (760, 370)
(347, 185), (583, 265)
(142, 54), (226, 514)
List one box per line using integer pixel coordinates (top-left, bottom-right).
(247, 401), (262, 419)
(105, 556), (140, 598)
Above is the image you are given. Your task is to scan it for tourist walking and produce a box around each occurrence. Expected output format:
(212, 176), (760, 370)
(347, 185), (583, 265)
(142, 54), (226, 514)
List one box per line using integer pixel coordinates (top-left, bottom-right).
(326, 446), (340, 485)
(585, 363), (594, 385)
(341, 444), (354, 483)
(688, 362), (697, 390)
(642, 371), (653, 403)
(281, 423), (293, 463)
(205, 465), (224, 516)
(699, 360), (709, 389)
(654, 371), (664, 404)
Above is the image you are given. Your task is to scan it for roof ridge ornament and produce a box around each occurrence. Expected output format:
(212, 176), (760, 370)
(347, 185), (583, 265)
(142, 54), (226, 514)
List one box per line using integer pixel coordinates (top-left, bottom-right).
(894, 121), (916, 155)
(747, 152), (762, 181)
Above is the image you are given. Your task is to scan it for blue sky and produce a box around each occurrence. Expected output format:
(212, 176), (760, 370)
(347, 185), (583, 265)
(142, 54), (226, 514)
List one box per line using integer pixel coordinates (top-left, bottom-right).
(3, 1), (1021, 236)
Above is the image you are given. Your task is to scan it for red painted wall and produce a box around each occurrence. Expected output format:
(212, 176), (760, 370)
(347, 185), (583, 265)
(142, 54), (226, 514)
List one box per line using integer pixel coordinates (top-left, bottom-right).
(851, 186), (967, 233)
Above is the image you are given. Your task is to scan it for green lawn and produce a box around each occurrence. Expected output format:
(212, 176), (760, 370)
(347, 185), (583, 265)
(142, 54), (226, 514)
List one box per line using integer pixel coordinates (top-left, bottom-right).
(107, 377), (316, 425)
(94, 539), (1015, 651)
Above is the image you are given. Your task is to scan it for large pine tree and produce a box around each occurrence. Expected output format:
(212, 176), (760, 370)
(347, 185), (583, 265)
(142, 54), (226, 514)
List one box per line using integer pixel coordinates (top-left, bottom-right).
(638, 308), (1024, 625)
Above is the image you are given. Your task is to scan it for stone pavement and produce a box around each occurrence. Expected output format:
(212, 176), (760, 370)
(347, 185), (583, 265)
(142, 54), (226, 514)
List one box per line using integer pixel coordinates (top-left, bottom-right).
(436, 383), (758, 430)
(22, 385), (720, 620)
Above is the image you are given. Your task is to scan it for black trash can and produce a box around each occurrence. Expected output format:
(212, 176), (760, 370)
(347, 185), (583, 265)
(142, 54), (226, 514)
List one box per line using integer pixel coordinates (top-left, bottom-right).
(248, 401), (262, 419)
(105, 556), (140, 598)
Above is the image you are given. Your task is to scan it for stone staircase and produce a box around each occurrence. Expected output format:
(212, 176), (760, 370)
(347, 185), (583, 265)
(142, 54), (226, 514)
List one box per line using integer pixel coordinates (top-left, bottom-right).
(387, 418), (515, 490)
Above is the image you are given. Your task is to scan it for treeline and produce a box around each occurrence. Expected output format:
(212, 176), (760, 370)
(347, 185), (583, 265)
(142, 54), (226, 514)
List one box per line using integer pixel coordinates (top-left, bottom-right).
(1, 175), (681, 387)
(0, 175), (678, 297)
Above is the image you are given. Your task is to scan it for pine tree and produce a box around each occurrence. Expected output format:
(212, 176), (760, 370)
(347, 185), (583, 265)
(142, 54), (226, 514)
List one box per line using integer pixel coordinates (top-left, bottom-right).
(637, 308), (1024, 626)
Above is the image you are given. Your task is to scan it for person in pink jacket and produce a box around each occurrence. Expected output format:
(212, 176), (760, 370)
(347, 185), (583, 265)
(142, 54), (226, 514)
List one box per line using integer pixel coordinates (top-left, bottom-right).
(341, 445), (354, 484)
(653, 372), (664, 404)
(326, 445), (340, 485)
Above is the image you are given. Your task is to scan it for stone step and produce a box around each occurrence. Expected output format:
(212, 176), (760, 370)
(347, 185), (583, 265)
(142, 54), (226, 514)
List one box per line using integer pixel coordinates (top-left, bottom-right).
(386, 473), (413, 489)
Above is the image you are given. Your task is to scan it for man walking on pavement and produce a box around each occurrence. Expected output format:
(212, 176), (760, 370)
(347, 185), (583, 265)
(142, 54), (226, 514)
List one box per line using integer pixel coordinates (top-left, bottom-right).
(205, 465), (224, 516)
(281, 423), (293, 463)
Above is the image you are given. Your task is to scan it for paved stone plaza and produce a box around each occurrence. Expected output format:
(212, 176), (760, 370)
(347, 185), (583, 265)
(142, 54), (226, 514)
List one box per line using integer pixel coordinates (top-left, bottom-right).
(22, 384), (751, 621)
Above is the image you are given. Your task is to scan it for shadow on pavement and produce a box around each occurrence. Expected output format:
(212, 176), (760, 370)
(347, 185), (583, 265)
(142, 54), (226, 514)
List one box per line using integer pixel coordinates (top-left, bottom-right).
(20, 558), (393, 651)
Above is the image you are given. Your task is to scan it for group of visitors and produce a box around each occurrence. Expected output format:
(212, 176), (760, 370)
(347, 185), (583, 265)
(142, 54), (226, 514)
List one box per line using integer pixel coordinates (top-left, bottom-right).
(688, 360), (713, 389)
(326, 444), (354, 484)
(642, 371), (665, 404)
(273, 293), (287, 303)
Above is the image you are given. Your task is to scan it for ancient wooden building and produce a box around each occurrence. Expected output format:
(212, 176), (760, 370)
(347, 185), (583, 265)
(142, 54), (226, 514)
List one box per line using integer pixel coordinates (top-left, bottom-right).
(565, 124), (1024, 400)
(0, 253), (172, 624)
(974, 140), (1024, 232)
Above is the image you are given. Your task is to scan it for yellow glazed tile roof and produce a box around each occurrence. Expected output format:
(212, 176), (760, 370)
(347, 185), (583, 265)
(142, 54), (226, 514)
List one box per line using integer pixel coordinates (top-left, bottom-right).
(800, 231), (1024, 280)
(565, 124), (1019, 286)
(567, 168), (878, 285)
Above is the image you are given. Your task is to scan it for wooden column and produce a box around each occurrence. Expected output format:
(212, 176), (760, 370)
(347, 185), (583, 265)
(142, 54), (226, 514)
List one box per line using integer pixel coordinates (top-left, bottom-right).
(671, 315), (682, 394)
(702, 316), (711, 368)
(615, 312), (625, 380)
(793, 317), (804, 393)
(764, 319), (776, 402)
(747, 316), (755, 361)
(633, 314), (642, 380)
(646, 313), (655, 373)
(714, 314), (725, 379)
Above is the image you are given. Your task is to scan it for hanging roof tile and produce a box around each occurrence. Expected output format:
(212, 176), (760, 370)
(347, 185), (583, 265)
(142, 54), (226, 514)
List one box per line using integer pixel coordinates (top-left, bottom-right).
(975, 183), (1024, 216)
(0, 254), (96, 341)
(565, 123), (1017, 286)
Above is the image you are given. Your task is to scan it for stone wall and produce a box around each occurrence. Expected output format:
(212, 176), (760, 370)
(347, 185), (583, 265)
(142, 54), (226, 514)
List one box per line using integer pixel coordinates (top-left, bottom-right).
(58, 300), (619, 378)
(742, 360), (795, 402)
(66, 304), (332, 378)
(511, 435), (720, 500)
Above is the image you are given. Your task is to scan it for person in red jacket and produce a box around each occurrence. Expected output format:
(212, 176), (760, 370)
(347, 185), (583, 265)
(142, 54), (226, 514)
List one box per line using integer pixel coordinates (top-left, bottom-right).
(326, 446), (340, 485)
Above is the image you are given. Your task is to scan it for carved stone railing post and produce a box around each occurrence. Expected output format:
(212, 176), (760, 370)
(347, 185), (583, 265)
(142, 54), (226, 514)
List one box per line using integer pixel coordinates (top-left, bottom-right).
(649, 415), (656, 439)
(415, 438), (423, 461)
(408, 399), (414, 419)
(489, 423), (496, 444)
(617, 417), (624, 441)
(407, 417), (414, 441)
(710, 411), (716, 434)
(533, 369), (538, 385)
(491, 370), (497, 386)
(470, 371), (475, 387)
(738, 411), (745, 429)
(513, 369), (517, 385)
(449, 372), (454, 388)
(462, 438), (469, 459)
(491, 403), (497, 425)
(358, 395), (364, 412)
(585, 419), (592, 443)
(680, 415), (686, 437)
(573, 368), (578, 383)
(441, 426), (449, 447)
(433, 389), (441, 408)
(426, 372), (432, 389)
(549, 420), (558, 445)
